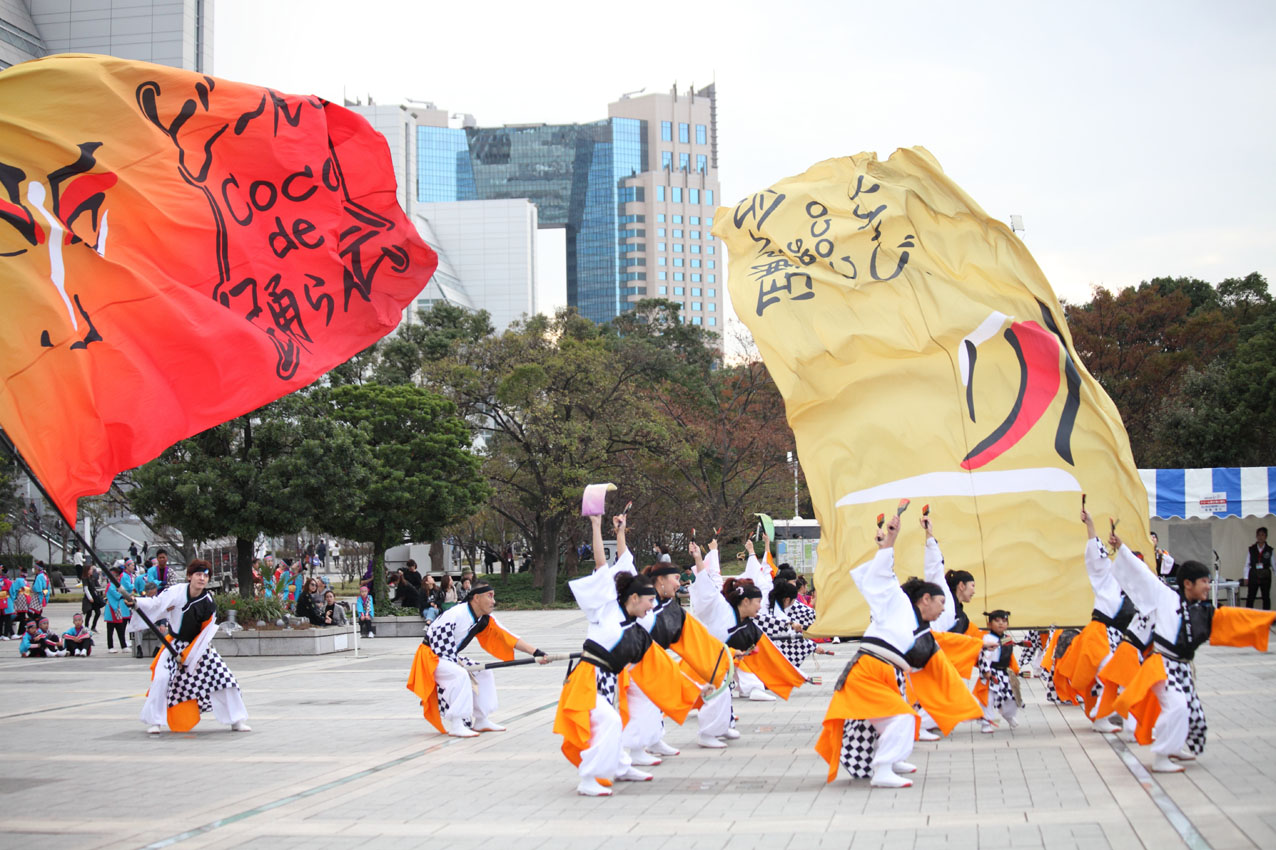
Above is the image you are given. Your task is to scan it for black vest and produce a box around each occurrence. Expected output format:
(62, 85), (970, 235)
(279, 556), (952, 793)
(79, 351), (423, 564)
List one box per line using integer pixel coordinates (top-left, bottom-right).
(904, 606), (939, 670)
(1092, 594), (1137, 631)
(649, 597), (686, 648)
(1155, 598), (1214, 661)
(949, 601), (970, 635)
(1251, 544), (1273, 571)
(582, 618), (652, 674)
(725, 609), (762, 652)
(990, 638), (1014, 670)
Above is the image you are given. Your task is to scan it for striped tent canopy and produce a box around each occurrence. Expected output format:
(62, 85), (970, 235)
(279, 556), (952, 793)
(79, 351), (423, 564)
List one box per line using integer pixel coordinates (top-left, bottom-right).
(1140, 468), (1276, 519)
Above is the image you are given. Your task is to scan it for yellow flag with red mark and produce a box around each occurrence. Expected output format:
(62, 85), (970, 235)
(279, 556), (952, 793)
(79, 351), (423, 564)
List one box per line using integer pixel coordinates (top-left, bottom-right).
(712, 148), (1150, 633)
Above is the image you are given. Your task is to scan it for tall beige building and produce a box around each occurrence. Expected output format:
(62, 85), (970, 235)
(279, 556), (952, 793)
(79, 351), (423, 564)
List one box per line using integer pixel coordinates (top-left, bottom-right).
(609, 83), (723, 332)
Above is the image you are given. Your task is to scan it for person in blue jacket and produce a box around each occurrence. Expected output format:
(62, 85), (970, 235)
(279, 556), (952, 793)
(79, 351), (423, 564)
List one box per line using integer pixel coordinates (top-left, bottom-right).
(105, 564), (133, 653)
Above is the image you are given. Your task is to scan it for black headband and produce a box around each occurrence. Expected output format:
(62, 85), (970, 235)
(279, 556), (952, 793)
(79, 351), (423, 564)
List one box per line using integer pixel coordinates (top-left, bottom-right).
(648, 565), (681, 577)
(466, 583), (494, 601)
(629, 585), (657, 597)
(984, 609), (1011, 620)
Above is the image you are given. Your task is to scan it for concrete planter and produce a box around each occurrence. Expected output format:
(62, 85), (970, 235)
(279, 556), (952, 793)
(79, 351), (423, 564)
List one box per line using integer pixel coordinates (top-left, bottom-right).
(370, 615), (428, 638)
(138, 624), (356, 657)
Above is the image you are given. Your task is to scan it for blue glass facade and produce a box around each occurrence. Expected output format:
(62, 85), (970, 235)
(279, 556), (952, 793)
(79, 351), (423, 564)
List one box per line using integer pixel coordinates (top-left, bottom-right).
(415, 116), (649, 325)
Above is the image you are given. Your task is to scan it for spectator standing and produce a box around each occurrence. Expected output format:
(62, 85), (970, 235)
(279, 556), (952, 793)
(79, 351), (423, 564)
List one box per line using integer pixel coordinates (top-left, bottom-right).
(146, 549), (172, 591)
(128, 542), (139, 563)
(0, 571), (13, 639)
(317, 540), (328, 567)
(355, 586), (375, 637)
(105, 564), (132, 652)
(72, 548), (85, 580)
(81, 563), (105, 632)
(1246, 527), (1273, 610)
(32, 563), (50, 608)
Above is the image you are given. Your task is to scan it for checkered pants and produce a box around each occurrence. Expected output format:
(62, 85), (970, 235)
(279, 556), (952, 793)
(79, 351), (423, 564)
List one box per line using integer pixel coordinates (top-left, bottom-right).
(1164, 658), (1207, 755)
(839, 665), (907, 779)
(165, 640), (239, 712)
(596, 667), (619, 709)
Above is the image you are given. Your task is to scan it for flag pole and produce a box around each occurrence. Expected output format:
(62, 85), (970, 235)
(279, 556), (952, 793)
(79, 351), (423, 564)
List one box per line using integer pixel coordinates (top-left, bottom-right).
(0, 427), (180, 658)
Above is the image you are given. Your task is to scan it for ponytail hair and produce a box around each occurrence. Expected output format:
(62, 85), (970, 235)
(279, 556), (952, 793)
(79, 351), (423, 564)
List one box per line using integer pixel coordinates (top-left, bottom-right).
(901, 576), (945, 604)
(615, 571), (656, 604)
(722, 577), (762, 607)
(945, 569), (973, 594)
(769, 579), (798, 609)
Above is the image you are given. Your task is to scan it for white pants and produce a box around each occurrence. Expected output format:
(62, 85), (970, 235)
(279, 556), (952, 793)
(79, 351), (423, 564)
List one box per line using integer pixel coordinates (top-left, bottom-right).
(984, 697), (1019, 724)
(579, 695), (632, 781)
(434, 658), (497, 725)
(918, 707), (937, 731)
(737, 670), (766, 697)
(621, 682), (663, 751)
(1088, 649), (1116, 720)
(870, 714), (915, 768)
(698, 688), (733, 737)
(1150, 680), (1188, 756)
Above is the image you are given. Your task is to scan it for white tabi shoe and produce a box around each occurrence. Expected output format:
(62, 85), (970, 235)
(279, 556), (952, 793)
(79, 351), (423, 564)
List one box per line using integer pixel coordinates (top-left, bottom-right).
(917, 728), (941, 742)
(616, 766), (653, 782)
(1169, 749), (1197, 762)
(980, 721), (997, 734)
(146, 725), (162, 735)
(445, 718), (480, 738)
(108, 648), (119, 654)
(892, 761), (918, 774)
(576, 779), (612, 797)
(1006, 715), (1021, 730)
(1092, 718), (1120, 734)
(472, 721), (507, 733)
(1151, 755), (1185, 773)
(720, 727), (741, 740)
(231, 721), (252, 732)
(747, 689), (777, 702)
(648, 739), (680, 757)
(870, 766), (913, 788)
(697, 734), (728, 749)
(628, 749), (662, 766)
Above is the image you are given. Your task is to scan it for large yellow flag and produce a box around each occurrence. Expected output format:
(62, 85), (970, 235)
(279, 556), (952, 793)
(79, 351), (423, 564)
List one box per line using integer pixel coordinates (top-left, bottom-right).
(712, 148), (1150, 633)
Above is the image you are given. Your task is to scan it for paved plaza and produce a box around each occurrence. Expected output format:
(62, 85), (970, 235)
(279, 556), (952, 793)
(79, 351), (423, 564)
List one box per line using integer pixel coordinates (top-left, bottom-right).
(2, 604), (1274, 850)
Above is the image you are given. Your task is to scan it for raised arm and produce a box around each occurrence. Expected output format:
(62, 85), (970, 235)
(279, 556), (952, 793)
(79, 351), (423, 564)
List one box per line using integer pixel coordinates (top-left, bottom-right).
(922, 515), (956, 631)
(741, 538), (773, 598)
(850, 515), (901, 602)
(1109, 532), (1175, 615)
(591, 514), (607, 571)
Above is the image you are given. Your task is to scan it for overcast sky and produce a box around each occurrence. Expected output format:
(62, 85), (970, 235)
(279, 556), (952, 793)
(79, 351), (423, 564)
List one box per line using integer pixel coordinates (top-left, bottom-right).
(215, 0), (1274, 307)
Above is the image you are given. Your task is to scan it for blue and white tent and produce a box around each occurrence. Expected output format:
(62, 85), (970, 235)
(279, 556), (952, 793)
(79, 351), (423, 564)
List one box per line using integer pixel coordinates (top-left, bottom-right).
(1140, 467), (1276, 520)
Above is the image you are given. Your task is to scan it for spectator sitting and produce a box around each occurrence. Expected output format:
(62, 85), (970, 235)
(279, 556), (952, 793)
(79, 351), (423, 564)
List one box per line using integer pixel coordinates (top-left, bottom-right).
(419, 575), (441, 624)
(62, 613), (94, 656)
(296, 578), (326, 626)
(401, 559), (422, 589)
(355, 586), (375, 638)
(19, 620), (52, 656)
(392, 570), (419, 609)
(321, 591), (347, 627)
(459, 577), (472, 597)
(439, 575), (458, 611)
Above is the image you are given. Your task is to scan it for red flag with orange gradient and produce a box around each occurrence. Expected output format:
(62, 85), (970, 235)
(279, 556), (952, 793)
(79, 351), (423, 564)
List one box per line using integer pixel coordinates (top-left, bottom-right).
(0, 55), (435, 521)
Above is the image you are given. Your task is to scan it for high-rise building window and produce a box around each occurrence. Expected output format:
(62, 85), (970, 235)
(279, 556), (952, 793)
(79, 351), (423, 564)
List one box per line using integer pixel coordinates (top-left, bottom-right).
(696, 154), (707, 173)
(672, 187), (683, 203)
(657, 228), (666, 237)
(656, 186), (665, 202)
(673, 258), (684, 267)
(661, 121), (672, 141)
(706, 191), (714, 206)
(708, 302), (715, 311)
(672, 229), (683, 238)
(708, 316), (717, 326)
(674, 286), (684, 295)
(690, 216), (700, 225)
(692, 316), (702, 326)
(708, 274), (716, 282)
(706, 245), (715, 254)
(662, 151), (672, 170)
(658, 257), (667, 266)
(658, 282), (667, 290)
(657, 242), (666, 251)
(692, 302), (701, 311)
(691, 288), (701, 296)
(672, 215), (683, 224)
(691, 259), (701, 268)
(674, 274), (685, 282)
(707, 260), (715, 269)
(696, 124), (707, 145)
(673, 244), (684, 253)
(707, 288), (716, 297)
(679, 123), (689, 143)
(687, 189), (698, 204)
(679, 152), (689, 171)
(690, 244), (700, 254)
(657, 213), (666, 222)
(691, 231), (700, 240)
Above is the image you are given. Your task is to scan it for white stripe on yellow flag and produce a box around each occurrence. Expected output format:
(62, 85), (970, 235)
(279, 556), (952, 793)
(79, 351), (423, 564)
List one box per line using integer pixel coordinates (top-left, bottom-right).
(712, 148), (1151, 634)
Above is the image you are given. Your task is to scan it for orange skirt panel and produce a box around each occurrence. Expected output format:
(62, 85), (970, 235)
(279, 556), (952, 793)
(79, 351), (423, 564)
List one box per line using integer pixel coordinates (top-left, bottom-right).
(1093, 641), (1143, 719)
(405, 643), (445, 733)
(814, 655), (919, 783)
(669, 615), (730, 688)
(629, 643), (702, 724)
(1212, 607), (1276, 651)
(1065, 621), (1113, 715)
(934, 630), (982, 679)
(1112, 653), (1167, 746)
(1040, 629), (1061, 672)
(738, 634), (807, 699)
(910, 651), (984, 736)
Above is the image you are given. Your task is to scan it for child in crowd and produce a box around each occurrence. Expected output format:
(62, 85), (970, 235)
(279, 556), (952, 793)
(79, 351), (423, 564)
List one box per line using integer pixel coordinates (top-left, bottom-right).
(355, 586), (375, 638)
(977, 610), (1022, 733)
(63, 613), (95, 656)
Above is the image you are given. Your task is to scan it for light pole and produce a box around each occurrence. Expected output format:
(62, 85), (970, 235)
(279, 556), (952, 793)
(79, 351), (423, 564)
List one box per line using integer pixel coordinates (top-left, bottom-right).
(788, 451), (800, 519)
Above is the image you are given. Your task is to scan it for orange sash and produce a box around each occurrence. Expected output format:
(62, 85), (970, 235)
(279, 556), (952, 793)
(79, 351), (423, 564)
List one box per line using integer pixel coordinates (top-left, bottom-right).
(670, 614), (730, 688)
(476, 621), (519, 661)
(552, 662), (631, 777)
(909, 650), (983, 735)
(629, 643), (702, 724)
(933, 630), (982, 679)
(738, 633), (808, 699)
(1112, 652), (1167, 746)
(815, 655), (919, 782)
(1211, 607), (1276, 651)
(406, 643), (446, 733)
(1093, 641), (1143, 720)
(1062, 620), (1113, 715)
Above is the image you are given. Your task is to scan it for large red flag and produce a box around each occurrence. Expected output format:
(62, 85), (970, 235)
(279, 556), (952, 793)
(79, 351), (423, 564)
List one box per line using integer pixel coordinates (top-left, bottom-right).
(0, 54), (436, 522)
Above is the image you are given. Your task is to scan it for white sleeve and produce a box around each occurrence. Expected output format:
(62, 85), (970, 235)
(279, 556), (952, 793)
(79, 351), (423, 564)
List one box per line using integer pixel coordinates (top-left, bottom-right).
(926, 539), (956, 632)
(1084, 537), (1112, 589)
(1160, 550), (1175, 576)
(612, 549), (636, 578)
(127, 586), (181, 633)
(568, 567), (619, 624)
(1111, 544), (1175, 616)
(690, 565), (727, 623)
(849, 547), (897, 604)
(742, 554), (773, 598)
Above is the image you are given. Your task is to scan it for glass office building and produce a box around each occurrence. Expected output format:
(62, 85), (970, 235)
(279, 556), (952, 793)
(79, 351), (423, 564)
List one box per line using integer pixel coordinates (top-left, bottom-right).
(412, 85), (718, 328)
